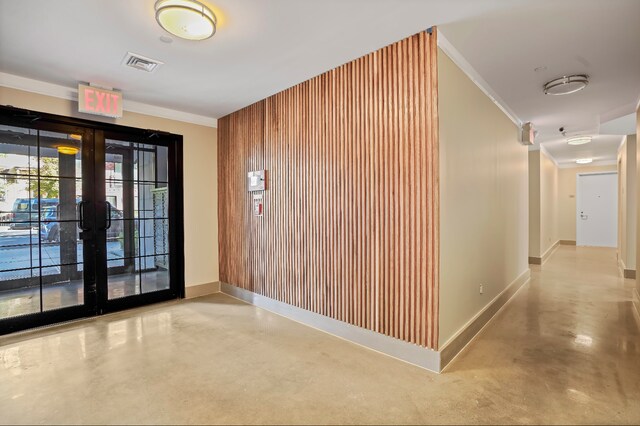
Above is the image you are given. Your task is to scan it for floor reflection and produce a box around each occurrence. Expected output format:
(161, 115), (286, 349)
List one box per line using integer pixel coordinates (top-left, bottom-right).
(0, 270), (170, 319)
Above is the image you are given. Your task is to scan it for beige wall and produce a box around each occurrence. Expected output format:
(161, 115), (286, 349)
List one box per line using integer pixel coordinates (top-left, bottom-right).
(557, 164), (618, 243)
(618, 135), (637, 271)
(0, 86), (219, 288)
(636, 106), (640, 304)
(438, 50), (529, 346)
(528, 149), (559, 258)
(540, 150), (559, 255)
(529, 151), (541, 257)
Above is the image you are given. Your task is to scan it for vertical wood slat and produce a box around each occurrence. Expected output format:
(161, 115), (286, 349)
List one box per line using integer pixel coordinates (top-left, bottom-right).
(218, 29), (440, 349)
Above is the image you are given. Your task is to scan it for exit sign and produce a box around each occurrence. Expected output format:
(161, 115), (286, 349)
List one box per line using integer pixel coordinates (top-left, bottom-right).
(78, 84), (123, 118)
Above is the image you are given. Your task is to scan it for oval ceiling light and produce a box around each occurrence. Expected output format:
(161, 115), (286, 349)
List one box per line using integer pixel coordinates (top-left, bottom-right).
(155, 0), (217, 41)
(576, 158), (593, 164)
(543, 74), (589, 95)
(567, 136), (592, 145)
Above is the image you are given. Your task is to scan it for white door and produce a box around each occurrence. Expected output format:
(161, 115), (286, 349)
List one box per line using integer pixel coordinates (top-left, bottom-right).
(576, 172), (618, 247)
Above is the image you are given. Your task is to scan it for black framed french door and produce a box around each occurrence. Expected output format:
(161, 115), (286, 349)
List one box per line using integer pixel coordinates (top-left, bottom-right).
(94, 130), (183, 314)
(0, 105), (184, 335)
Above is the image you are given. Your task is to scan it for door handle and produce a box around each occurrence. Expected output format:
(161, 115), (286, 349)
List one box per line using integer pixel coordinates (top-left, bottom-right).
(105, 201), (112, 230)
(99, 201), (112, 231)
(77, 201), (91, 231)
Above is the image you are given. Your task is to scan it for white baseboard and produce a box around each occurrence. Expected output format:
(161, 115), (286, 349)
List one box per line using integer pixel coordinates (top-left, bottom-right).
(617, 258), (636, 279)
(438, 268), (531, 371)
(220, 283), (442, 373)
(529, 240), (560, 265)
(185, 281), (220, 299)
(220, 269), (531, 375)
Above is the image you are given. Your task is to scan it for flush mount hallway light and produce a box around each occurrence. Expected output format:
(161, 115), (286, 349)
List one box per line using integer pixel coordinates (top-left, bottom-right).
(576, 158), (593, 164)
(543, 74), (589, 95)
(155, 0), (217, 41)
(567, 136), (592, 145)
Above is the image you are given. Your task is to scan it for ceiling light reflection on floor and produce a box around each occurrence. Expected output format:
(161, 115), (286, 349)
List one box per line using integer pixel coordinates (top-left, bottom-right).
(574, 334), (593, 346)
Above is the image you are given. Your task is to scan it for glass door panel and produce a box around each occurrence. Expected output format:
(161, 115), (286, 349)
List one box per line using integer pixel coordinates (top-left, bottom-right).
(0, 124), (90, 321)
(104, 138), (170, 302)
(1, 105), (182, 335)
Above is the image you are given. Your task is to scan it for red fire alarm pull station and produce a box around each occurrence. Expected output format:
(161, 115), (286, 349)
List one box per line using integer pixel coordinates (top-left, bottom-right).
(253, 194), (263, 217)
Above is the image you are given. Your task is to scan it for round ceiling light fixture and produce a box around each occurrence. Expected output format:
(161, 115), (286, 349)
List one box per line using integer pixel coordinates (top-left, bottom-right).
(55, 134), (82, 155)
(155, 0), (217, 41)
(566, 136), (592, 146)
(57, 145), (80, 155)
(576, 158), (593, 164)
(543, 74), (589, 95)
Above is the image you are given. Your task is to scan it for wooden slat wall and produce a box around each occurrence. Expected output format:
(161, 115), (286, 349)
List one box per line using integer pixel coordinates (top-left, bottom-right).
(218, 29), (440, 349)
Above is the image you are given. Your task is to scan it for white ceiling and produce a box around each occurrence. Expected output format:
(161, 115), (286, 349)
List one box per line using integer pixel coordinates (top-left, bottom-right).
(439, 0), (640, 166)
(539, 135), (623, 167)
(0, 0), (517, 119)
(600, 113), (637, 136)
(0, 0), (638, 167)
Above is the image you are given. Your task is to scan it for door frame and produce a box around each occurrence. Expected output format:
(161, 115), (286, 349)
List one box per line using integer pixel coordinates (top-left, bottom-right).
(0, 105), (185, 335)
(576, 171), (618, 247)
(96, 128), (185, 314)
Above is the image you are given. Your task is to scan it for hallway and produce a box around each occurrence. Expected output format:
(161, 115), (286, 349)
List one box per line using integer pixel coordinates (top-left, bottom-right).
(0, 246), (638, 424)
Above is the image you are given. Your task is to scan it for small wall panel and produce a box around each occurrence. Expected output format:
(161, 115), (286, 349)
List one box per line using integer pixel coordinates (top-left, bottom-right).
(218, 29), (440, 349)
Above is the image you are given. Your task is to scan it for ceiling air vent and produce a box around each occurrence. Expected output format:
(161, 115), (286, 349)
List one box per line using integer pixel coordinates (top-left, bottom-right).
(122, 52), (164, 73)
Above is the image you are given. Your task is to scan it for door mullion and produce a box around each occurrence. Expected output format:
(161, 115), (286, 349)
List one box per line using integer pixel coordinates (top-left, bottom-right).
(81, 127), (98, 315)
(93, 130), (108, 313)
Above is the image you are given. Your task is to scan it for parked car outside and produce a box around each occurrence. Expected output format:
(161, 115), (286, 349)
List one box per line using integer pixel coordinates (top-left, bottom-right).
(9, 198), (58, 229)
(40, 203), (123, 242)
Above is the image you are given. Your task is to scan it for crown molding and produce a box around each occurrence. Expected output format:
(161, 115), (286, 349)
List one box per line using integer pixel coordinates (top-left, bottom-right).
(0, 72), (217, 128)
(618, 134), (628, 153)
(539, 143), (559, 168)
(437, 31), (521, 128)
(527, 143), (562, 167)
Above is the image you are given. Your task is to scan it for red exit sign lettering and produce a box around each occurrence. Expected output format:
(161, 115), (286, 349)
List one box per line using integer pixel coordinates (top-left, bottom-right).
(78, 84), (123, 118)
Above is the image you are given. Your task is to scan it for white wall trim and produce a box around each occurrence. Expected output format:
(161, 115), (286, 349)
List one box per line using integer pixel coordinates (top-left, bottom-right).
(539, 143), (560, 168)
(557, 159), (618, 169)
(437, 32), (521, 128)
(540, 240), (561, 264)
(0, 72), (218, 128)
(576, 171), (618, 177)
(220, 283), (442, 373)
(618, 135), (628, 154)
(185, 281), (220, 299)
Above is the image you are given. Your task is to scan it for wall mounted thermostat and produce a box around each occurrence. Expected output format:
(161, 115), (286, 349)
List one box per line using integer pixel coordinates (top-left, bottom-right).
(247, 170), (266, 192)
(252, 194), (263, 217)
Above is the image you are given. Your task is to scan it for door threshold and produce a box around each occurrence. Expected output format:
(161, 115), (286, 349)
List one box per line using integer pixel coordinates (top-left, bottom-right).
(0, 298), (182, 346)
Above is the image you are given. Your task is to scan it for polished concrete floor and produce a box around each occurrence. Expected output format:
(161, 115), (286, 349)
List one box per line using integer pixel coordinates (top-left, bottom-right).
(0, 246), (639, 424)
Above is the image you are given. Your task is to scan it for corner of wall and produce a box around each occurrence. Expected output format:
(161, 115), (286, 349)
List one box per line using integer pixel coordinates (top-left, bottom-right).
(529, 150), (541, 258)
(437, 47), (528, 349)
(635, 105), (640, 299)
(625, 135), (637, 271)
